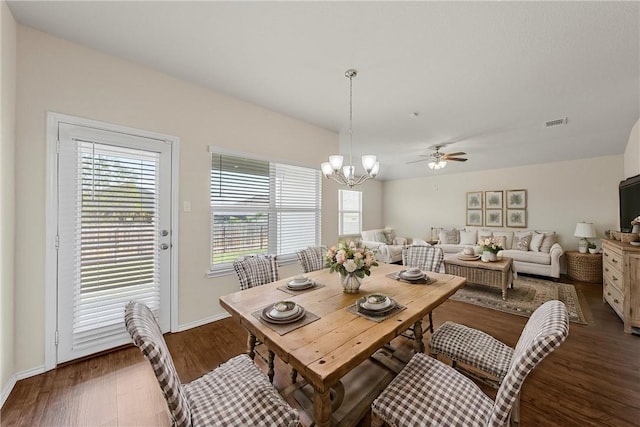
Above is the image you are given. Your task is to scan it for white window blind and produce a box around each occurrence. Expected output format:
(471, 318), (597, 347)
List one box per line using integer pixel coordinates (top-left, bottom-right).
(71, 141), (161, 349)
(339, 189), (362, 235)
(210, 153), (321, 271)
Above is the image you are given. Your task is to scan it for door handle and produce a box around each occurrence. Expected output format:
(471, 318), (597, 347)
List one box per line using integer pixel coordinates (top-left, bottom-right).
(160, 243), (170, 250)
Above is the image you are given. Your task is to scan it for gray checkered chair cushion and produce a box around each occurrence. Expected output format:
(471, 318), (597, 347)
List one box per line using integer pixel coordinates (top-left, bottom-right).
(296, 246), (327, 273)
(402, 245), (444, 273)
(372, 300), (568, 427)
(429, 321), (514, 381)
(233, 254), (279, 290)
(125, 301), (299, 427)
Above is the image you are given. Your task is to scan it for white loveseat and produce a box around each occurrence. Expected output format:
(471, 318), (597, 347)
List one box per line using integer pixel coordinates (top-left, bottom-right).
(361, 229), (407, 264)
(415, 228), (564, 280)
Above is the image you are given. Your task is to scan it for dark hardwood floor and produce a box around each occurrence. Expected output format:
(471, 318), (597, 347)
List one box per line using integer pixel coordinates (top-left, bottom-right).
(2, 276), (639, 426)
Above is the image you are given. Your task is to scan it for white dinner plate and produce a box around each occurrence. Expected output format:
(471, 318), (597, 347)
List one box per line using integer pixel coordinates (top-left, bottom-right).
(288, 279), (313, 287)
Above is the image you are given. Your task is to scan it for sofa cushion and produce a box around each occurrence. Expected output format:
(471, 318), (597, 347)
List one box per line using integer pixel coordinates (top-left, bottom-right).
(530, 232), (544, 252)
(537, 231), (556, 253)
(439, 229), (460, 244)
(459, 230), (477, 245)
(478, 230), (493, 242)
(512, 233), (532, 251)
(438, 244), (464, 254)
(383, 229), (396, 245)
(493, 231), (514, 249)
(500, 249), (551, 265)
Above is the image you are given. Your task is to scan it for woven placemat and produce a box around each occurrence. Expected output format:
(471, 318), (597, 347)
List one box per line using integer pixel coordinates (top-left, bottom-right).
(346, 301), (406, 323)
(386, 272), (433, 285)
(276, 282), (326, 296)
(251, 306), (320, 335)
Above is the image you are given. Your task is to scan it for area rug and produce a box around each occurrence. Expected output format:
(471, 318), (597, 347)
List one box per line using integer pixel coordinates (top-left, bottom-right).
(449, 276), (587, 324)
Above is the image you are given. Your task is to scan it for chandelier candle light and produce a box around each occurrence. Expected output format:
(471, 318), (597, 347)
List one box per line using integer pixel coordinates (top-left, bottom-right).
(321, 69), (379, 188)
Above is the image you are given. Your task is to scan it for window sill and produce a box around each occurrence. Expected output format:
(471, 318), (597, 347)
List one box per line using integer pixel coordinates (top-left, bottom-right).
(207, 253), (298, 279)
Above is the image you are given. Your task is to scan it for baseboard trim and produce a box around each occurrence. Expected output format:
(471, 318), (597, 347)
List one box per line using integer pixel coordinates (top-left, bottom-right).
(1, 365), (48, 408)
(1, 374), (17, 409)
(176, 313), (230, 332)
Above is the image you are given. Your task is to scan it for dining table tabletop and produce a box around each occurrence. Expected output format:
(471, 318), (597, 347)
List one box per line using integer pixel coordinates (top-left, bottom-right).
(219, 262), (466, 427)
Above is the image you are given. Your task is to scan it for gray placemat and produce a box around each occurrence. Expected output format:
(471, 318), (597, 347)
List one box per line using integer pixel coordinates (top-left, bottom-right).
(251, 306), (320, 335)
(347, 301), (407, 323)
(386, 271), (433, 285)
(276, 282), (326, 296)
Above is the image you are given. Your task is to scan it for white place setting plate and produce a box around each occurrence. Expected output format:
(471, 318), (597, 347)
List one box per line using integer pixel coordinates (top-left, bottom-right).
(361, 293), (392, 311)
(399, 269), (425, 280)
(262, 301), (306, 324)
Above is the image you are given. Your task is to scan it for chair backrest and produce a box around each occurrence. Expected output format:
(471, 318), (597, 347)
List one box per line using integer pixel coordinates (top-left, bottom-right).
(233, 254), (279, 290)
(296, 246), (327, 273)
(488, 300), (569, 426)
(124, 301), (192, 427)
(402, 245), (444, 273)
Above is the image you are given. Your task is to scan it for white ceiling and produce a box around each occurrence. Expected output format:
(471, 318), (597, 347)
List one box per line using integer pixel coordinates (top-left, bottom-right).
(8, 1), (640, 180)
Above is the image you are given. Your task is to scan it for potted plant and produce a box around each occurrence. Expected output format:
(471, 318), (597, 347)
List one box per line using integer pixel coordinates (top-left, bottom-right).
(587, 241), (597, 254)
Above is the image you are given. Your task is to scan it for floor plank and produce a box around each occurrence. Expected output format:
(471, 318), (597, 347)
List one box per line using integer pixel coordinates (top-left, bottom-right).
(1, 276), (639, 426)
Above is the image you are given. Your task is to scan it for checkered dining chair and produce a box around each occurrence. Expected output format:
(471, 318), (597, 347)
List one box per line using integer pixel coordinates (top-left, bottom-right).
(401, 245), (445, 334)
(296, 246), (327, 273)
(371, 300), (569, 427)
(232, 254), (280, 382)
(124, 301), (299, 427)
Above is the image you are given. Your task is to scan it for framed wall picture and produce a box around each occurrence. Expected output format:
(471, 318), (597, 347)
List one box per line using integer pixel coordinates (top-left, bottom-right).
(485, 191), (503, 209)
(506, 189), (527, 209)
(466, 191), (483, 209)
(507, 209), (527, 227)
(466, 210), (483, 226)
(485, 209), (503, 227)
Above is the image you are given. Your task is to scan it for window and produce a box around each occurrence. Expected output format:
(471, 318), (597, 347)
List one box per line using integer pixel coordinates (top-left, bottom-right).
(339, 189), (362, 236)
(210, 152), (321, 272)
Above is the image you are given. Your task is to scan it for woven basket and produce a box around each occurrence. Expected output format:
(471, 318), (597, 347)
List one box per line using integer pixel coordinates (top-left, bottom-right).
(611, 230), (621, 240)
(567, 253), (602, 283)
(620, 232), (639, 243)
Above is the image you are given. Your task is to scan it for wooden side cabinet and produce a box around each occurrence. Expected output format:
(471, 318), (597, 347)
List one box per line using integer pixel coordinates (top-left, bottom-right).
(601, 239), (640, 334)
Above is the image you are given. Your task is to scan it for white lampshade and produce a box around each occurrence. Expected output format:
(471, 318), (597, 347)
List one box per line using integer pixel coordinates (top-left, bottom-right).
(574, 222), (596, 238)
(427, 161), (436, 169)
(320, 162), (334, 176)
(342, 165), (355, 180)
(329, 155), (344, 171)
(361, 155), (377, 172)
(370, 161), (380, 177)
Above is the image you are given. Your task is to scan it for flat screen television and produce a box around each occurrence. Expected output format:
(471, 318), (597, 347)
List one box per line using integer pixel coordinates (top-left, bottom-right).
(619, 174), (640, 232)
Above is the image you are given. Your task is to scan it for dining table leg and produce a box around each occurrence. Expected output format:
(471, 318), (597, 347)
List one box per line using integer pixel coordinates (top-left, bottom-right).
(313, 387), (333, 427)
(412, 319), (425, 353)
(247, 333), (257, 360)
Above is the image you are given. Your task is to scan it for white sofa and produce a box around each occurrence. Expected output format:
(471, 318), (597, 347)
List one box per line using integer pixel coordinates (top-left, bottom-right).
(414, 228), (564, 280)
(361, 229), (407, 264)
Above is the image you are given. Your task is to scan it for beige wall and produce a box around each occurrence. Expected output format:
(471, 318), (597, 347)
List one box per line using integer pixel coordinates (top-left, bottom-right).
(383, 155), (623, 251)
(624, 118), (640, 179)
(0, 0), (16, 401)
(14, 26), (384, 373)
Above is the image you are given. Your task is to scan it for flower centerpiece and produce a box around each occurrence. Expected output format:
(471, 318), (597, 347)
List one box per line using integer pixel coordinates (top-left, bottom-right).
(325, 241), (378, 293)
(478, 238), (504, 262)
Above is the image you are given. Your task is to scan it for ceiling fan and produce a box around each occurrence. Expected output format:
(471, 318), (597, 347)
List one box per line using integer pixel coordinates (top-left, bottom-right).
(408, 145), (468, 170)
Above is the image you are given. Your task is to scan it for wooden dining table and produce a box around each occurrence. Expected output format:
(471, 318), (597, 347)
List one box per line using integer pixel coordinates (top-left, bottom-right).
(219, 262), (466, 427)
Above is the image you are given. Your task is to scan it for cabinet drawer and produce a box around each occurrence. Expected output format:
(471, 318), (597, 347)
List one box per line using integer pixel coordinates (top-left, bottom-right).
(603, 249), (624, 272)
(603, 263), (624, 292)
(604, 280), (624, 318)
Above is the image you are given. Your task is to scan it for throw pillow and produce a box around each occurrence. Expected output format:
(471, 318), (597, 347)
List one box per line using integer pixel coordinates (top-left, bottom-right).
(513, 234), (532, 251)
(374, 230), (386, 243)
(459, 230), (477, 245)
(493, 231), (514, 250)
(492, 235), (507, 249)
(439, 229), (460, 244)
(537, 231), (556, 253)
(530, 232), (544, 252)
(478, 230), (493, 244)
(383, 229), (396, 245)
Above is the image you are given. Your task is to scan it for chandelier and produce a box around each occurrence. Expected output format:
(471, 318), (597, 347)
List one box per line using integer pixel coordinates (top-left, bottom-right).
(427, 159), (447, 170)
(321, 69), (379, 188)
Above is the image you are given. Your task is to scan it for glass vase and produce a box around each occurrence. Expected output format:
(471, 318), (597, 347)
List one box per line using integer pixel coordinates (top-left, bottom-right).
(340, 273), (362, 293)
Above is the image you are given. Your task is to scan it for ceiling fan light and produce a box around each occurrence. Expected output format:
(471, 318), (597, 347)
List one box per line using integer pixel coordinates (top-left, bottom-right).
(439, 160), (447, 168)
(427, 161), (436, 169)
(329, 155), (344, 171)
(370, 161), (380, 177)
(361, 154), (377, 171)
(321, 162), (334, 177)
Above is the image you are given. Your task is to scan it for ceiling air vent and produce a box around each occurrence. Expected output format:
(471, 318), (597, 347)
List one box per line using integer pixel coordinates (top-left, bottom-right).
(545, 117), (568, 128)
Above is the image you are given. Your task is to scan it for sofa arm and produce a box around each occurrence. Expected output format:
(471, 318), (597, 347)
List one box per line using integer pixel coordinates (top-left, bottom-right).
(393, 237), (408, 246)
(549, 242), (564, 278)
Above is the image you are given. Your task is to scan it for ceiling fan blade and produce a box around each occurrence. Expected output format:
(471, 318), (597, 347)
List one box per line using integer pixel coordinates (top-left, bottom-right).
(444, 157), (468, 162)
(406, 158), (430, 164)
(445, 152), (466, 157)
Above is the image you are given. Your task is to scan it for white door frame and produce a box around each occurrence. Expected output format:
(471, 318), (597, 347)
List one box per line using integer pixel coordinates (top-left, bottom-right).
(44, 112), (180, 371)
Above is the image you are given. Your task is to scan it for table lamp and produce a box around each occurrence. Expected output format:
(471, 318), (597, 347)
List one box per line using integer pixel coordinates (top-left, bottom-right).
(574, 222), (596, 253)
